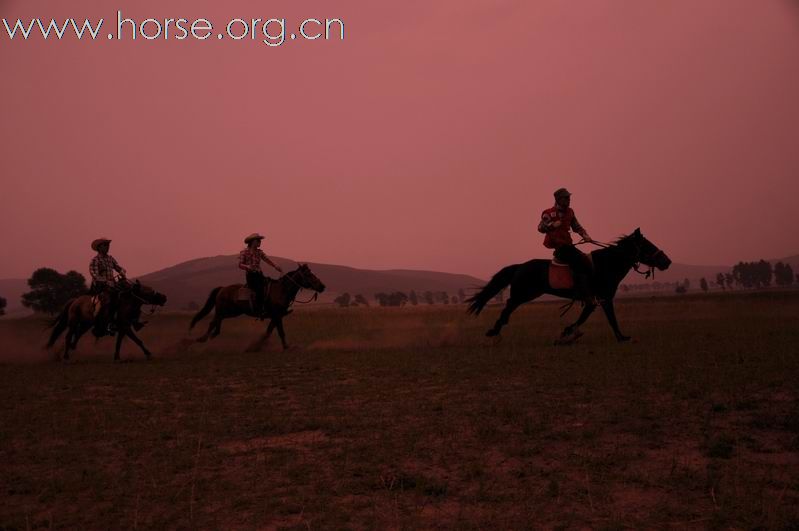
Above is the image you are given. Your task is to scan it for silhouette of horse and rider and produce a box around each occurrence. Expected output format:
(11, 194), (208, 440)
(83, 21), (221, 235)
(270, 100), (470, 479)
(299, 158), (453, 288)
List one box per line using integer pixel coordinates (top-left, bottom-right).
(467, 188), (672, 343)
(46, 188), (671, 359)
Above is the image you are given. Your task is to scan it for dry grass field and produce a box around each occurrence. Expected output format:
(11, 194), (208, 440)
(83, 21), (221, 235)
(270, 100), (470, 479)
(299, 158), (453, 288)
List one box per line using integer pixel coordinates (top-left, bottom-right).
(1, 291), (798, 529)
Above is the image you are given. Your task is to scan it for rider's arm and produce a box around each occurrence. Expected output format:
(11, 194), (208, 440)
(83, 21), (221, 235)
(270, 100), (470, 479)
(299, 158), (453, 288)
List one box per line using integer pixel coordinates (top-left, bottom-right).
(260, 251), (283, 273)
(571, 216), (590, 240)
(89, 257), (106, 282)
(238, 251), (254, 272)
(110, 256), (126, 276)
(538, 212), (554, 233)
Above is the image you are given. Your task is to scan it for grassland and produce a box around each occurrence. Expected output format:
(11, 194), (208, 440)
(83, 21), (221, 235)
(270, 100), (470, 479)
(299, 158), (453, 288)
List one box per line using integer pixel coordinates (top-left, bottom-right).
(1, 291), (798, 529)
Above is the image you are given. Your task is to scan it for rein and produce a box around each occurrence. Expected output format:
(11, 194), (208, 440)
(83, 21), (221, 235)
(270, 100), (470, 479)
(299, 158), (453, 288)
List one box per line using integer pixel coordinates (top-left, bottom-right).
(280, 271), (320, 305)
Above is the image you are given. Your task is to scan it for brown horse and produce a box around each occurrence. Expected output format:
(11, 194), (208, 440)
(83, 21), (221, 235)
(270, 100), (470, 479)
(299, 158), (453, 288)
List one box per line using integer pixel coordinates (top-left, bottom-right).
(189, 264), (325, 351)
(47, 280), (167, 362)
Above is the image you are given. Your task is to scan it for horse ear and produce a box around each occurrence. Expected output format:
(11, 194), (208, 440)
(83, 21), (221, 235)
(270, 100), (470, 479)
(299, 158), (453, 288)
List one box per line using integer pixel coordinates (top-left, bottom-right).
(634, 228), (641, 236)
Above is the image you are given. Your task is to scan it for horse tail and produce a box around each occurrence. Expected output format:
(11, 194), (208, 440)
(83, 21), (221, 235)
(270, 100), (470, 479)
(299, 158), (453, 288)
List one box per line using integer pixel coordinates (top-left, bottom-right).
(465, 265), (518, 316)
(189, 287), (221, 330)
(46, 300), (72, 348)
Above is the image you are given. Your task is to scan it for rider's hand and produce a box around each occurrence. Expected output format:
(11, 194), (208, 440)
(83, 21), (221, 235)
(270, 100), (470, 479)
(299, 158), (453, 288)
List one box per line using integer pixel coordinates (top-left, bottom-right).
(552, 220), (562, 228)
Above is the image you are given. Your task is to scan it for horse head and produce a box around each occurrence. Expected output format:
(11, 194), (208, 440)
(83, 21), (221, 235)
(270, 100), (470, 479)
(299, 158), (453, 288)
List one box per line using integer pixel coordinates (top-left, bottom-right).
(289, 264), (326, 293)
(625, 228), (672, 271)
(132, 281), (168, 306)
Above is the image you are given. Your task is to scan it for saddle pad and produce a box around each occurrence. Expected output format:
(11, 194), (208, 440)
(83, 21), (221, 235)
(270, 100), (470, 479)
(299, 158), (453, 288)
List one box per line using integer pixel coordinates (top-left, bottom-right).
(549, 263), (574, 290)
(237, 287), (253, 302)
(91, 296), (102, 318)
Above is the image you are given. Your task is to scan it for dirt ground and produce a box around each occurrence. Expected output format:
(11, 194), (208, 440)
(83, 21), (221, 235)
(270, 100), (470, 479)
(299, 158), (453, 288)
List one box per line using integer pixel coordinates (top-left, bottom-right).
(1, 291), (798, 529)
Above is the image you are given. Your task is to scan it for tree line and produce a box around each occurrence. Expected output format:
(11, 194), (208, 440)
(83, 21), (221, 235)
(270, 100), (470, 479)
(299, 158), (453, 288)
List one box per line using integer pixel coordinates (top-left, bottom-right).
(334, 289), (472, 307)
(619, 260), (796, 294)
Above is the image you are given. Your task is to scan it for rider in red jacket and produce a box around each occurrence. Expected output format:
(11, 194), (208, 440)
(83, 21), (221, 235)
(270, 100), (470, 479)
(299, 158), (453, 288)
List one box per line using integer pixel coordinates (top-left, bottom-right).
(538, 188), (597, 304)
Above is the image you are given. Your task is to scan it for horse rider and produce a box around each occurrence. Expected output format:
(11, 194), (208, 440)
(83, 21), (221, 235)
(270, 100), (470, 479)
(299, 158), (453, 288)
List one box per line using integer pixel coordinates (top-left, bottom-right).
(538, 188), (597, 304)
(89, 238), (127, 336)
(239, 233), (283, 318)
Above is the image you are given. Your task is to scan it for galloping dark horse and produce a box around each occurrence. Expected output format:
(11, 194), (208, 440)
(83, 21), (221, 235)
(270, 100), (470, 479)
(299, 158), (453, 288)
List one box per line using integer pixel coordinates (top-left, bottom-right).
(189, 264), (326, 351)
(47, 280), (168, 361)
(467, 229), (671, 343)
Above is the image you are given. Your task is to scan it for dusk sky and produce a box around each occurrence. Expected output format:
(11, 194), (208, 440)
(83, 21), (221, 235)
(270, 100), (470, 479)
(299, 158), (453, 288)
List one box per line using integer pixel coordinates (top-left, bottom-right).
(1, 0), (798, 279)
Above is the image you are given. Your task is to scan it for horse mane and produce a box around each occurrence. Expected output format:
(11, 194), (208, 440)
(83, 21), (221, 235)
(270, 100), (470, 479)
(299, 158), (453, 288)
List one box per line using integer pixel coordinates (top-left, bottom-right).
(611, 233), (636, 246)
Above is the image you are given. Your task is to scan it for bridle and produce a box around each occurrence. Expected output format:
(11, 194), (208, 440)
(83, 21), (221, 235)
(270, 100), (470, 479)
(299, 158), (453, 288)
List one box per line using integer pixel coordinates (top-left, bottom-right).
(280, 269), (321, 305)
(580, 239), (664, 279)
(633, 248), (665, 279)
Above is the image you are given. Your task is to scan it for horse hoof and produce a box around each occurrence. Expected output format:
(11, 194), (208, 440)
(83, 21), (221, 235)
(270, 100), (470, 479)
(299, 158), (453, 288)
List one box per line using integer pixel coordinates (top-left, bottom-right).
(486, 329), (499, 337)
(617, 336), (633, 343)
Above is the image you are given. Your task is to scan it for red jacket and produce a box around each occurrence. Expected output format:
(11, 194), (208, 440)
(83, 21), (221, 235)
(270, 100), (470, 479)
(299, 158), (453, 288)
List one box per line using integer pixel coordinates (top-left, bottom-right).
(538, 206), (586, 249)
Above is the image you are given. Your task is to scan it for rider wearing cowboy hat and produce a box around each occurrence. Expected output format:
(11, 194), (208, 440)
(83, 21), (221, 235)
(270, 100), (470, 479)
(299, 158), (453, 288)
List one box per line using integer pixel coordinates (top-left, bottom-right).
(89, 238), (127, 336)
(239, 233), (283, 318)
(538, 188), (597, 304)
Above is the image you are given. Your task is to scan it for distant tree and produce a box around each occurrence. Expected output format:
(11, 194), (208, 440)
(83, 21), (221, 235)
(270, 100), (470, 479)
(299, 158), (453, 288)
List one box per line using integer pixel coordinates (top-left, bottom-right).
(716, 273), (725, 290)
(700, 278), (709, 292)
(758, 260), (773, 287)
(733, 260), (773, 289)
(675, 284), (687, 294)
(423, 291), (434, 305)
(354, 294), (369, 306)
(184, 301), (200, 311)
(724, 273), (734, 290)
(374, 292), (407, 307)
(334, 292), (352, 307)
(435, 291), (450, 305)
(774, 262), (795, 287)
(21, 268), (87, 315)
(451, 296), (459, 304)
(409, 290), (418, 306)
(683, 278), (691, 291)
(0, 296), (6, 316)
(458, 289), (467, 303)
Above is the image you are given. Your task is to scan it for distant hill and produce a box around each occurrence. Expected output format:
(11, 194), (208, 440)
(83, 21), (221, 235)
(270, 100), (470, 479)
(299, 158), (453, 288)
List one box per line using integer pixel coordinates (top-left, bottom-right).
(138, 255), (486, 310)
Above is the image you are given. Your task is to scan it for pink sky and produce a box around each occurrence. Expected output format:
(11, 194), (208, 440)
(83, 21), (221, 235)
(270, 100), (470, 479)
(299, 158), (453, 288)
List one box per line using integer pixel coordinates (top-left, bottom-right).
(1, 0), (798, 279)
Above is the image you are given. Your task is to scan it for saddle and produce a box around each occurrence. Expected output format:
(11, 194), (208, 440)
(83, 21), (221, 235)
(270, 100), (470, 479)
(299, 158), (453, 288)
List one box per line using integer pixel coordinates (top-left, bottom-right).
(238, 279), (272, 311)
(236, 287), (256, 311)
(548, 254), (594, 290)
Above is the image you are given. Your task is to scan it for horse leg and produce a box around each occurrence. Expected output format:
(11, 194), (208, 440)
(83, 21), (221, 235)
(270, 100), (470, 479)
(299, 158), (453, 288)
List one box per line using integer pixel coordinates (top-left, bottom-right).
(559, 302), (597, 342)
(63, 327), (74, 361)
(600, 299), (630, 342)
(210, 318), (223, 339)
(114, 328), (126, 362)
(486, 297), (525, 337)
(125, 328), (153, 359)
(72, 321), (91, 349)
(245, 320), (276, 353)
(275, 318), (289, 350)
(196, 315), (219, 343)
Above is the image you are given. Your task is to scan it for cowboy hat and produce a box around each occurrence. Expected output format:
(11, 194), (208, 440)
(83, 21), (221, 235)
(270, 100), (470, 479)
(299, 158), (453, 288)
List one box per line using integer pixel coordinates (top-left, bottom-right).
(91, 238), (111, 251)
(554, 188), (572, 199)
(244, 233), (266, 244)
